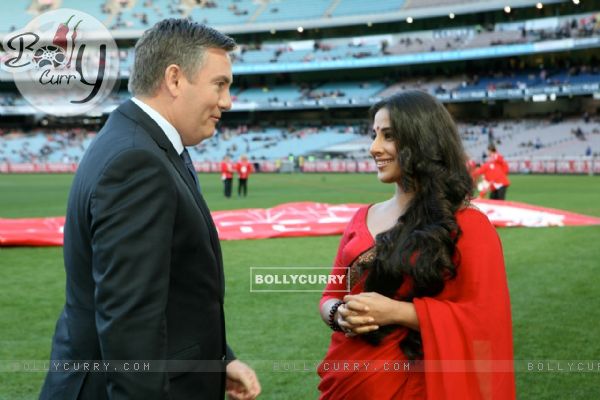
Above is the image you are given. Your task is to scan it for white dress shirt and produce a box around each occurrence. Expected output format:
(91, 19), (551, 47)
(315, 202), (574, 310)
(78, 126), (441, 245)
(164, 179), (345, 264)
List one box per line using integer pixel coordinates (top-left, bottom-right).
(131, 97), (184, 155)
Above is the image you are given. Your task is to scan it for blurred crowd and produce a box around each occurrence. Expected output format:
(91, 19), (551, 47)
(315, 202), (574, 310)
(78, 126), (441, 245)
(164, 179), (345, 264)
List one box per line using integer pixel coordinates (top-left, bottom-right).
(0, 128), (96, 163)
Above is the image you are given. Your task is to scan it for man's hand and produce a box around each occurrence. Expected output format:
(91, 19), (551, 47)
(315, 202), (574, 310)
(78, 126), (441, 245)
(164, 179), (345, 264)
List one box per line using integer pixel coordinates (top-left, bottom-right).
(226, 360), (261, 400)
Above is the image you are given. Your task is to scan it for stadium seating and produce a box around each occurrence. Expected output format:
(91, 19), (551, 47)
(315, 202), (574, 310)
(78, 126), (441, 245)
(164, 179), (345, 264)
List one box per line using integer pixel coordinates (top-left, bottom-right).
(60, 0), (103, 18)
(0, 130), (95, 163)
(2, 69), (598, 112)
(276, 49), (314, 63)
(331, 0), (406, 17)
(3, 117), (598, 164)
(535, 128), (600, 157)
(102, 11), (597, 75)
(0, 124), (366, 163)
(239, 49), (276, 64)
(0, 2), (35, 32)
(308, 81), (386, 102)
(254, 0), (332, 23)
(464, 30), (524, 48)
(4, 10), (594, 83)
(235, 85), (303, 104)
(401, 0), (503, 10)
(189, 0), (260, 26)
(0, 0), (419, 31)
(1, 1), (596, 38)
(376, 78), (464, 98)
(165, 125), (366, 161)
(461, 119), (600, 160)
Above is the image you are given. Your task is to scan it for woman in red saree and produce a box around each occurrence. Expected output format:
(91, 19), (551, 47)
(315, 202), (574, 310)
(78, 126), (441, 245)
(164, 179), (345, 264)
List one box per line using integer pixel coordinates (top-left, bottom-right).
(318, 91), (515, 399)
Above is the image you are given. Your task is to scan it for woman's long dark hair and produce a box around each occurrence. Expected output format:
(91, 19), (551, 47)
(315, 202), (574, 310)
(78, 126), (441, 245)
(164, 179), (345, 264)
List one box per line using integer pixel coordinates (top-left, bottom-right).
(362, 91), (473, 359)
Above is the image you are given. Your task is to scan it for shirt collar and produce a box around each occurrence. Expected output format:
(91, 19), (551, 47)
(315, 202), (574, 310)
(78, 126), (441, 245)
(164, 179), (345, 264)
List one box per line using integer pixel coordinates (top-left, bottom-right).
(131, 97), (184, 155)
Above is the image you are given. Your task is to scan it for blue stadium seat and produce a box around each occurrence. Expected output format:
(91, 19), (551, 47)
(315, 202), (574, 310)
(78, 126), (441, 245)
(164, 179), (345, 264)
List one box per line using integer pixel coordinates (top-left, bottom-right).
(0, 2), (35, 32)
(236, 85), (302, 103)
(255, 0), (332, 23)
(190, 0), (259, 26)
(332, 0), (405, 17)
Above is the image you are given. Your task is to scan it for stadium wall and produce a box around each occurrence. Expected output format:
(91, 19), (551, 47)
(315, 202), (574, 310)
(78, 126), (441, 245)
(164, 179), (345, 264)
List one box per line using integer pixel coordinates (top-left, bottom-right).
(2, 158), (598, 175)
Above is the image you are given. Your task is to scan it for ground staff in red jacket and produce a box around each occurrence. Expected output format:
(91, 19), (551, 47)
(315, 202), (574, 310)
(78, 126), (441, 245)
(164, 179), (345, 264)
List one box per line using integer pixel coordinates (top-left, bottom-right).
(221, 155), (234, 198)
(236, 155), (253, 197)
(474, 144), (510, 200)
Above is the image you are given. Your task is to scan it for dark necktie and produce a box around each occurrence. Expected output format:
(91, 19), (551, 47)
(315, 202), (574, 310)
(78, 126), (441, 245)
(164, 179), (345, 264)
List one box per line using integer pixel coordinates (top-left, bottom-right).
(180, 148), (201, 193)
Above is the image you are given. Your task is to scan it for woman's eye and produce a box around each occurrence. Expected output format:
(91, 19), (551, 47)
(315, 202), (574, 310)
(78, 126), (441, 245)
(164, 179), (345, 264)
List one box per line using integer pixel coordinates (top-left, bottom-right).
(370, 133), (376, 140)
(384, 133), (393, 140)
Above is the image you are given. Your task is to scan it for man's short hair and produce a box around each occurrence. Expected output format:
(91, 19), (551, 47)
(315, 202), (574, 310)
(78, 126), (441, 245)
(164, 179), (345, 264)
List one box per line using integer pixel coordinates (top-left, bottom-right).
(128, 19), (236, 97)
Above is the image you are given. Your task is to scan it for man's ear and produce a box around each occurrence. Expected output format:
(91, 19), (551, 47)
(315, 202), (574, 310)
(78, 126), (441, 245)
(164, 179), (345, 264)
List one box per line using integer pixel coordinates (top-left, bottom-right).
(163, 64), (183, 97)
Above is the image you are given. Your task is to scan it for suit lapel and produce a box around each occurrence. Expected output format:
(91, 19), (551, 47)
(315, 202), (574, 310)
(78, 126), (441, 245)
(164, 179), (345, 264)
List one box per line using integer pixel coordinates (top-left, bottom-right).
(116, 101), (203, 206)
(165, 148), (225, 297)
(116, 101), (204, 204)
(116, 100), (224, 292)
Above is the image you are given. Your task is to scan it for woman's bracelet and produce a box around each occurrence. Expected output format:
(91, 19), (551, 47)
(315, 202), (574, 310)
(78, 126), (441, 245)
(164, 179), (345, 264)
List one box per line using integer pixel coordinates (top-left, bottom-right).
(328, 300), (344, 331)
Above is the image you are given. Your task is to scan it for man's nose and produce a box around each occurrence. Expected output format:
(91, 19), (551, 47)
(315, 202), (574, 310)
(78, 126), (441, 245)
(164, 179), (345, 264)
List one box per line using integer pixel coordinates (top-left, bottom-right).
(219, 89), (232, 111)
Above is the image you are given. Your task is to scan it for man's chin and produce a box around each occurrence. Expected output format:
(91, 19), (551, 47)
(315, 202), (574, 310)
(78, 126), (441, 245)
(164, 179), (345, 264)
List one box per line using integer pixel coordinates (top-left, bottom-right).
(187, 129), (216, 145)
(203, 129), (217, 139)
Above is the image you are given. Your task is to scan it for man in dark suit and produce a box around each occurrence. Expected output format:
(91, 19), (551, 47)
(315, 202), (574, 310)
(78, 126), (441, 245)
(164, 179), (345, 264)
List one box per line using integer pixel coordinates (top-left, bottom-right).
(40, 19), (260, 400)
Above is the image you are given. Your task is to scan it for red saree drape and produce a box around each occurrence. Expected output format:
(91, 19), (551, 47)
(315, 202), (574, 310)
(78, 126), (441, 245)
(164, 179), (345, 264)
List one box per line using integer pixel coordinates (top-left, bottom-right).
(318, 206), (515, 399)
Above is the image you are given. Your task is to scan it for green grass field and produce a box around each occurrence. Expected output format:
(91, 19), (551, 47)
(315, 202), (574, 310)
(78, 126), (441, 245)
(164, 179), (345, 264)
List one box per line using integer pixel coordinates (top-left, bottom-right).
(1, 173), (599, 399)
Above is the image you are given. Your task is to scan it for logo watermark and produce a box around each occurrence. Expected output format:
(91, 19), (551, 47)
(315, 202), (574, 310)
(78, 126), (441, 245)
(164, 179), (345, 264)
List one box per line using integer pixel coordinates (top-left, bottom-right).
(250, 267), (349, 292)
(2, 360), (226, 373)
(273, 360), (600, 373)
(2, 359), (599, 374)
(1, 8), (119, 116)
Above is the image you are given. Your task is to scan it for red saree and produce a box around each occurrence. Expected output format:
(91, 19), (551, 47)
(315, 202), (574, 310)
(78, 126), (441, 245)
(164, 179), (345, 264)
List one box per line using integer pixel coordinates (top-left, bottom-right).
(318, 206), (515, 399)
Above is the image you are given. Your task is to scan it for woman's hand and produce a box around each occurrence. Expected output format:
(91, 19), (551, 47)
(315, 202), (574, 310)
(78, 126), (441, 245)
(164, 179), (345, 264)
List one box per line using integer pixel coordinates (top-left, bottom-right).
(335, 300), (379, 337)
(342, 292), (420, 332)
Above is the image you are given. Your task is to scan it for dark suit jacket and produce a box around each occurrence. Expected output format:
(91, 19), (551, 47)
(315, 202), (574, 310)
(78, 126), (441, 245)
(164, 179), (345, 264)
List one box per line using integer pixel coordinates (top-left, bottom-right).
(40, 100), (233, 400)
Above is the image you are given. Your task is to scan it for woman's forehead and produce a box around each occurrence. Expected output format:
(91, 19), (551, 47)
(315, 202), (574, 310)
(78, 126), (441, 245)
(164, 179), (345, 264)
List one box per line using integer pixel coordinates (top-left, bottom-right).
(373, 114), (391, 131)
(373, 108), (390, 123)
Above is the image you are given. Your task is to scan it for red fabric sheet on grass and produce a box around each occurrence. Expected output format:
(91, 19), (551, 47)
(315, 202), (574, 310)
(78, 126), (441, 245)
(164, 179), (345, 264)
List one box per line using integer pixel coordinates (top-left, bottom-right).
(1, 200), (600, 246)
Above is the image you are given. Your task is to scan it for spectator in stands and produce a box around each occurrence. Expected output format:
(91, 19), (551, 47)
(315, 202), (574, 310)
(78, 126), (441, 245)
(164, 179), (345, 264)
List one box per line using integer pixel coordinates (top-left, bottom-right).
(474, 144), (510, 200)
(236, 154), (253, 197)
(318, 91), (514, 399)
(573, 127), (585, 140)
